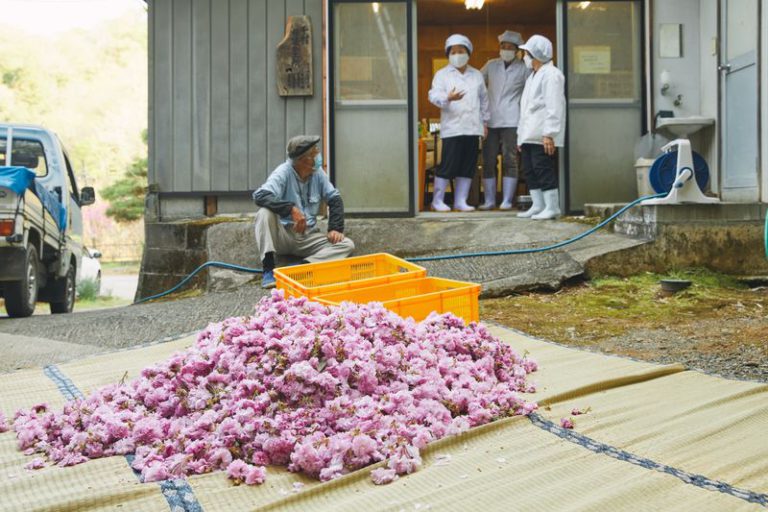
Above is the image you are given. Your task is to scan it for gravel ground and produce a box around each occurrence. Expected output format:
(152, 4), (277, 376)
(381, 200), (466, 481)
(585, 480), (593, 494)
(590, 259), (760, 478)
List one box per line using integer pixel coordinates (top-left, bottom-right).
(523, 322), (768, 384)
(0, 284), (271, 352)
(482, 277), (768, 384)
(1, 281), (765, 383)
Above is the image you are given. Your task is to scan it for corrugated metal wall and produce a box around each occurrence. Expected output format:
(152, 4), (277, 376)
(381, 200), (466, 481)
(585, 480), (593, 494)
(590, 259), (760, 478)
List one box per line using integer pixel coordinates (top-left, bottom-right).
(149, 0), (323, 194)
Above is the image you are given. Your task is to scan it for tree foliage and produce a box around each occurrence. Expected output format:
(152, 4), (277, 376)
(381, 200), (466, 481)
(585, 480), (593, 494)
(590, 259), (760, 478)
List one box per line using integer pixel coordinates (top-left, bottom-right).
(101, 131), (147, 223)
(0, 11), (147, 190)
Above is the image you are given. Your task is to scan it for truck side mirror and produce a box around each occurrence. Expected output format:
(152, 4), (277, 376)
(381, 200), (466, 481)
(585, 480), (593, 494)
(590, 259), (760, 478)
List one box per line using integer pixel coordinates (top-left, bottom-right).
(80, 187), (95, 206)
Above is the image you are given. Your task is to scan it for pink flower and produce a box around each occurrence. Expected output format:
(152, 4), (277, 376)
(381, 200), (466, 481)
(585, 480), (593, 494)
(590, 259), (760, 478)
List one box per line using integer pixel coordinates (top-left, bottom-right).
(143, 462), (170, 482)
(560, 418), (574, 429)
(243, 465), (267, 485)
(8, 293), (539, 485)
(371, 467), (399, 485)
(226, 459), (248, 484)
(0, 411), (8, 433)
(351, 434), (377, 458)
(24, 458), (45, 470)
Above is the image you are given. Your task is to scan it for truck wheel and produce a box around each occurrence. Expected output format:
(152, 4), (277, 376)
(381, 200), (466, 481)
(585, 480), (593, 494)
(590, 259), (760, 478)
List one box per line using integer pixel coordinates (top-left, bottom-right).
(5, 246), (39, 318)
(50, 264), (76, 314)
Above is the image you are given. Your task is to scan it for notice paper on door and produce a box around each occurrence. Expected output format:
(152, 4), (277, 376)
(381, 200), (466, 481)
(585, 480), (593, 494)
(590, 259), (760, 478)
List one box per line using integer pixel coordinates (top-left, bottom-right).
(574, 46), (611, 74)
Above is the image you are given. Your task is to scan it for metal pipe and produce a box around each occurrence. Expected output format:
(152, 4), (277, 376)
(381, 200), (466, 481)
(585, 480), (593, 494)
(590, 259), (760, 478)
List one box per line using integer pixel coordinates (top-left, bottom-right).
(6, 126), (13, 166)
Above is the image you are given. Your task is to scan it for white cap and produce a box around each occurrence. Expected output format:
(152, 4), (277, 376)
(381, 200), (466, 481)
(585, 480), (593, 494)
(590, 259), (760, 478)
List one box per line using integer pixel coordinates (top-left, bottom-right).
(498, 30), (523, 47)
(445, 34), (473, 55)
(519, 34), (553, 63)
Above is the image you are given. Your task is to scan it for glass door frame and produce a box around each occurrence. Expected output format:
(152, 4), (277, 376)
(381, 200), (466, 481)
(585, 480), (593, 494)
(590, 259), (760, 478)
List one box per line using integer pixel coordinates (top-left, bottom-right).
(327, 0), (417, 217)
(559, 0), (648, 214)
(718, 0), (761, 201)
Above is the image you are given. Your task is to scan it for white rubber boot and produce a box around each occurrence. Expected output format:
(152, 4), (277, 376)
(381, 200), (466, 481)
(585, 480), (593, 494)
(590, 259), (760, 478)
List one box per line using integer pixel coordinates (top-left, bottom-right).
(431, 177), (451, 212)
(517, 188), (544, 218)
(499, 177), (518, 210)
(478, 178), (496, 210)
(532, 188), (562, 220)
(452, 177), (476, 212)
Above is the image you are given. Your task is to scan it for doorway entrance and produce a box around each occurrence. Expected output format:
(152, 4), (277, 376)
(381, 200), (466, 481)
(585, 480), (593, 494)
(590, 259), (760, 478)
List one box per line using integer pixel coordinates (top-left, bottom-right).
(328, 0), (647, 216)
(563, 0), (644, 212)
(416, 0), (557, 212)
(720, 0), (760, 202)
(329, 0), (414, 216)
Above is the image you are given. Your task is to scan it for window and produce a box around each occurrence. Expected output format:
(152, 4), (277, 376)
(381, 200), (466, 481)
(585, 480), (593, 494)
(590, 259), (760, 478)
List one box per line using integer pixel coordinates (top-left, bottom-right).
(63, 152), (80, 202)
(566, 1), (642, 101)
(334, 2), (408, 102)
(0, 138), (49, 177)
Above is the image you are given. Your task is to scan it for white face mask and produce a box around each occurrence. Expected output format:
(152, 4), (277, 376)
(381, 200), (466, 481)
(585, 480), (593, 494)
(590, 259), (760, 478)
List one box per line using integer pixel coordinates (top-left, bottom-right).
(449, 53), (470, 69)
(523, 54), (533, 69)
(500, 50), (516, 62)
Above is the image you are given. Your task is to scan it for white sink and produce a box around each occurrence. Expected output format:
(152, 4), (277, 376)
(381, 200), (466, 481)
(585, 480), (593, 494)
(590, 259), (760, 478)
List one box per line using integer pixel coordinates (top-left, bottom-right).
(656, 116), (715, 138)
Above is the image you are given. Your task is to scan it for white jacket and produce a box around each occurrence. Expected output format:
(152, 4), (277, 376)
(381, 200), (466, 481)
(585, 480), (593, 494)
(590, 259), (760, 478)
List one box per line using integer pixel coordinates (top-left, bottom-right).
(517, 62), (566, 147)
(481, 58), (530, 128)
(428, 65), (490, 138)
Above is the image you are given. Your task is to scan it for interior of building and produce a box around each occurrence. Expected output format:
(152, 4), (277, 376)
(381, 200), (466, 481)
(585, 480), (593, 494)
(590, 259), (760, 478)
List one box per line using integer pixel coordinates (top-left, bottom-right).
(416, 0), (557, 211)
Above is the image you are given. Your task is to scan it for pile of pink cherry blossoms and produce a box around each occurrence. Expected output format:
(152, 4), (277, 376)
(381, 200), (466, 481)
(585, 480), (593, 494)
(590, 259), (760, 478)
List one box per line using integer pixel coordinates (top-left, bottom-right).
(11, 291), (538, 485)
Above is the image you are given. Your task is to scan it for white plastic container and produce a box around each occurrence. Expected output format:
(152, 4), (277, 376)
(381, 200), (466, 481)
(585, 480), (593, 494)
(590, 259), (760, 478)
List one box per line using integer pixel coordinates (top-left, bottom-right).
(634, 158), (656, 197)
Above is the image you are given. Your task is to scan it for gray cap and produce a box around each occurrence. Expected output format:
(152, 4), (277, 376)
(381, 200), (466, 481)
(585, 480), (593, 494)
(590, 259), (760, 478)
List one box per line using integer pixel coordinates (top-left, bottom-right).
(287, 135), (321, 159)
(498, 30), (523, 47)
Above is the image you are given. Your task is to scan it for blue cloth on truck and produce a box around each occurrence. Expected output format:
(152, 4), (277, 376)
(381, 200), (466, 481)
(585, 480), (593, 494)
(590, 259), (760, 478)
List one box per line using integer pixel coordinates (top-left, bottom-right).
(0, 166), (35, 196)
(0, 166), (67, 230)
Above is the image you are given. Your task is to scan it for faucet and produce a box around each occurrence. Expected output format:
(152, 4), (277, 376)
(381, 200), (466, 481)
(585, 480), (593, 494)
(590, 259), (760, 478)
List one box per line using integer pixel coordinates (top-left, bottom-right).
(673, 94), (683, 107)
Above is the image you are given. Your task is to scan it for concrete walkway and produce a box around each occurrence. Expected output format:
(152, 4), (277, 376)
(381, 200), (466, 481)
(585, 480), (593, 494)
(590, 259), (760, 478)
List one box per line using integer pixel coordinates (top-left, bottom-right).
(0, 332), (102, 373)
(207, 211), (650, 296)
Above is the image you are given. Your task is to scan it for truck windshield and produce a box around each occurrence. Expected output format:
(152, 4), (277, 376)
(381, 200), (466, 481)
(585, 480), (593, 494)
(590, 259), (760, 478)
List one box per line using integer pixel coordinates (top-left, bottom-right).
(0, 138), (49, 177)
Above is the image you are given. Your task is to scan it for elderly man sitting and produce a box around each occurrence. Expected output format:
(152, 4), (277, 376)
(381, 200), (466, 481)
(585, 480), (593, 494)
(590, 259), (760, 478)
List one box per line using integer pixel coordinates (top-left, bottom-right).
(253, 135), (355, 289)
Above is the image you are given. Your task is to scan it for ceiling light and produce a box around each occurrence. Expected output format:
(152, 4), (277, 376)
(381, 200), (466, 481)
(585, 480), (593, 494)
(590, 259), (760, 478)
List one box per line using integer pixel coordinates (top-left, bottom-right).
(465, 0), (485, 10)
(372, 2), (379, 13)
(578, 1), (591, 9)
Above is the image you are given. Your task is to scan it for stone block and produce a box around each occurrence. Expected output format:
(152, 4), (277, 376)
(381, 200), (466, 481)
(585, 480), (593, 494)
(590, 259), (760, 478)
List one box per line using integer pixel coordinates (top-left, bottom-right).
(144, 222), (187, 249)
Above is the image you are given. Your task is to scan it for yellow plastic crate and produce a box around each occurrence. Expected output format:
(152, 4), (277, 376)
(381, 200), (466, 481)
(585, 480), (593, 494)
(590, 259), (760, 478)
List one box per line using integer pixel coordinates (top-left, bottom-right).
(275, 253), (427, 299)
(315, 277), (481, 323)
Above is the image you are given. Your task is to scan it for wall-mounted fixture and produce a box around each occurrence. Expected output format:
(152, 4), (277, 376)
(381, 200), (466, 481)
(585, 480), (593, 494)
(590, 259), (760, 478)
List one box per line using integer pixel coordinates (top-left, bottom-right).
(659, 70), (683, 107)
(465, 0), (485, 10)
(372, 2), (379, 13)
(659, 23), (682, 58)
(660, 69), (671, 95)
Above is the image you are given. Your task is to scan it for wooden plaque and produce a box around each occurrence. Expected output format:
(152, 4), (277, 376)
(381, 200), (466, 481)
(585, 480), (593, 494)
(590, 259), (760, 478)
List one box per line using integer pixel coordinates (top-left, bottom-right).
(276, 15), (313, 97)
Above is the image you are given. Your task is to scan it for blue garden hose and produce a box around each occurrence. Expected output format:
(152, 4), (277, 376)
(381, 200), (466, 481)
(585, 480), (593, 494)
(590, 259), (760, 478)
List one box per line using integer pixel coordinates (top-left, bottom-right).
(409, 193), (665, 262)
(135, 193), (666, 304)
(136, 262), (264, 304)
(765, 208), (768, 259)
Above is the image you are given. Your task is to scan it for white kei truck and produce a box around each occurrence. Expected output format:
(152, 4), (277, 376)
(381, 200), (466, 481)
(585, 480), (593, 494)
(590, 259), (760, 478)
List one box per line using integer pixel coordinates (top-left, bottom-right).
(0, 124), (95, 317)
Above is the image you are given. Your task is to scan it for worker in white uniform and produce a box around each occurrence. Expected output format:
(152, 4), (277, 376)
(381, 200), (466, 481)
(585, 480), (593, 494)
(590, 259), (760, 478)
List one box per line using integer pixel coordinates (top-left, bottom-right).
(479, 30), (530, 210)
(517, 34), (566, 220)
(428, 34), (490, 212)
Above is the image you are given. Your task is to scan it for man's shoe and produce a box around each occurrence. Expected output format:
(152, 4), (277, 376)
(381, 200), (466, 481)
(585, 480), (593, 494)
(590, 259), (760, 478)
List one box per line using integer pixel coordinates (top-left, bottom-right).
(261, 270), (276, 289)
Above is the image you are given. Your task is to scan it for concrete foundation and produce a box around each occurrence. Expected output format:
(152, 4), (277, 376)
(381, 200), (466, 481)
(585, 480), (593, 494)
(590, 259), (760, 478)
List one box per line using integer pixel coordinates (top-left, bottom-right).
(584, 202), (768, 276)
(137, 203), (768, 301)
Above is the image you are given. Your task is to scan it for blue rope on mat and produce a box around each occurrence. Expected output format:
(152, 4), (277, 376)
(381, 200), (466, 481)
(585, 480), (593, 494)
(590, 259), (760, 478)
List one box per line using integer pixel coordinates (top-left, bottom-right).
(528, 413), (768, 507)
(43, 366), (84, 401)
(43, 365), (206, 512)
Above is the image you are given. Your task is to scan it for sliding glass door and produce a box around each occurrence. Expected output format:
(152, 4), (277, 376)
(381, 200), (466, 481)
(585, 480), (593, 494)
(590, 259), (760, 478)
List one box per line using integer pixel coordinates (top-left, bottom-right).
(330, 0), (414, 215)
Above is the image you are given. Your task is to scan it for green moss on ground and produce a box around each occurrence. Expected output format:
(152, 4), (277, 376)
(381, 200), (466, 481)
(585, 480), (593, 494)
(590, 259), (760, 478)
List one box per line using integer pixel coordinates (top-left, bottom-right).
(481, 268), (766, 349)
